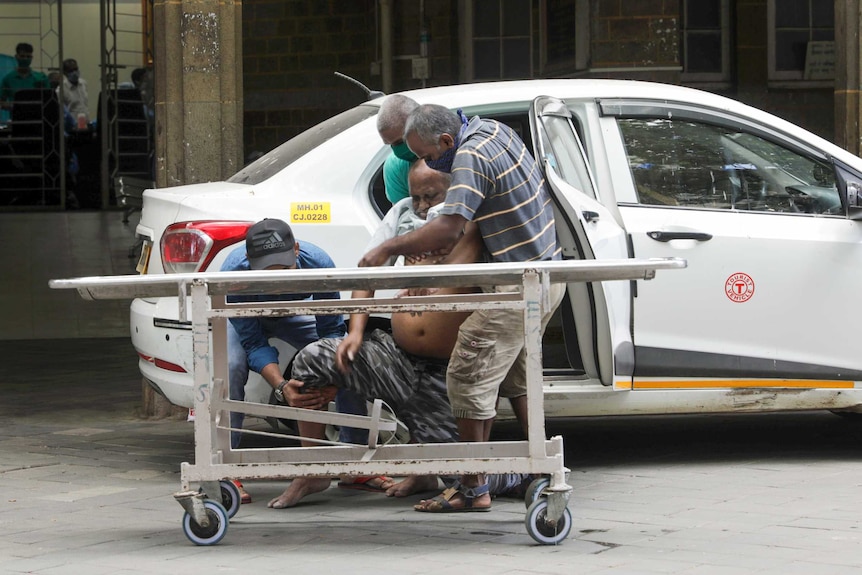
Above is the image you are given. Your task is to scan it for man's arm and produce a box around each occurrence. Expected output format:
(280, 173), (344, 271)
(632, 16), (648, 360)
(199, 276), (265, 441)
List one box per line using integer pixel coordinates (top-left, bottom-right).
(334, 289), (373, 374)
(232, 317), (279, 375)
(236, 318), (335, 410)
(231, 316), (321, 404)
(399, 221), (484, 297)
(438, 220), (483, 265)
(358, 213), (468, 268)
(222, 248), (280, 374)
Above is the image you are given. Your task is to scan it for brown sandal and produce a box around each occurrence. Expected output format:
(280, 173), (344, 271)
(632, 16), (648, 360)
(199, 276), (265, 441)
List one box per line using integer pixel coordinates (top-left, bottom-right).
(414, 482), (491, 513)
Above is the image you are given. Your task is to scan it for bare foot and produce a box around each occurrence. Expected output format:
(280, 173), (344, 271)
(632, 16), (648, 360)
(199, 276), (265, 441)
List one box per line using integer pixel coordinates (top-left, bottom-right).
(267, 477), (332, 509)
(385, 475), (439, 498)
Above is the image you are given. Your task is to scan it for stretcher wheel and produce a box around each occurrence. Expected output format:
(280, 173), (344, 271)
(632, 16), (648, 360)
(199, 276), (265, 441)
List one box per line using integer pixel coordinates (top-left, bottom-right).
(217, 480), (241, 518)
(182, 500), (229, 546)
(523, 477), (550, 508)
(197, 481), (240, 518)
(525, 498), (572, 545)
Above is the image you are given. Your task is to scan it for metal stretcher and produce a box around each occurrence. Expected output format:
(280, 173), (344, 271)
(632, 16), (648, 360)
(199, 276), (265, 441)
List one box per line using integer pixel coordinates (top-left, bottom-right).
(50, 257), (685, 545)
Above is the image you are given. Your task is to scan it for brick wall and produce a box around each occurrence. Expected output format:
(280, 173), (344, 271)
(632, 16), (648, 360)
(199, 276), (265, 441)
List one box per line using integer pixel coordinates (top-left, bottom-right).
(591, 0), (679, 69)
(733, 0), (833, 142)
(390, 0), (460, 88)
(241, 0), (461, 156)
(242, 0), (377, 156)
(240, 0), (836, 155)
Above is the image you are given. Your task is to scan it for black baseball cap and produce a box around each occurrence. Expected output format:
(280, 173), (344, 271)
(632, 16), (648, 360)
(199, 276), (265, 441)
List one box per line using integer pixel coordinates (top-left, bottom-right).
(245, 219), (297, 269)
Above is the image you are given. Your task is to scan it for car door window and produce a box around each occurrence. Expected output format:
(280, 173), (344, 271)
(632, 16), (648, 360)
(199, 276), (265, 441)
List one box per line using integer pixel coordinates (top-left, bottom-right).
(618, 118), (840, 215)
(537, 115), (596, 199)
(369, 163), (390, 218)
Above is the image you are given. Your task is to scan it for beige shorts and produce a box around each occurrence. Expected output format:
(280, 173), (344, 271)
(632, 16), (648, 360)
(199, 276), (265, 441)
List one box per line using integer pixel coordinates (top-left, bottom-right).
(446, 282), (565, 420)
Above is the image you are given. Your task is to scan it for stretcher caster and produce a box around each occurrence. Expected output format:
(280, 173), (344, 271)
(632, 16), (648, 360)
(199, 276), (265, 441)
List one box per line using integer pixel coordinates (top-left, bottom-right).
(197, 480), (240, 518)
(525, 498), (572, 545)
(217, 480), (241, 518)
(523, 477), (551, 508)
(182, 500), (229, 546)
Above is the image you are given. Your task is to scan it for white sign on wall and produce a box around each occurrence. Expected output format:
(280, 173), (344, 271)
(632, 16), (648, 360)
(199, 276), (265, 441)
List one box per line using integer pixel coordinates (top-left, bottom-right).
(804, 41), (835, 81)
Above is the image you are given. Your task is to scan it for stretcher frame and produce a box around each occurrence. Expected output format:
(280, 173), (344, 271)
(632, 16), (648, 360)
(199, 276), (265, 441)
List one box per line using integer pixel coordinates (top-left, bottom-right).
(50, 257), (685, 544)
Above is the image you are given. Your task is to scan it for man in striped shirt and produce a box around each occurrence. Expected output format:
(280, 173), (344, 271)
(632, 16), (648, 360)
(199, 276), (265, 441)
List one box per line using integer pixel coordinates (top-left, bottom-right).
(359, 104), (565, 513)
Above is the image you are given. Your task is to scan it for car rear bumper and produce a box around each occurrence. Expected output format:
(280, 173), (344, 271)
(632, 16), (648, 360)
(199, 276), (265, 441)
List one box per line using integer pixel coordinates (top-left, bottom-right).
(131, 297), (196, 407)
(130, 296), (279, 409)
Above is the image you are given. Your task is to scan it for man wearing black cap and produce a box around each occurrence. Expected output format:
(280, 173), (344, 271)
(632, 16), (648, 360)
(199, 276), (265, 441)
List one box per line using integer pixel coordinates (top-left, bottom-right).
(220, 219), (388, 500)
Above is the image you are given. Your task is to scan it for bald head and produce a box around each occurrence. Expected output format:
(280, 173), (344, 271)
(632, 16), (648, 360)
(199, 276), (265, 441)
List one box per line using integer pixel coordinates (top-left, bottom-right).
(408, 160), (450, 220)
(377, 94), (419, 145)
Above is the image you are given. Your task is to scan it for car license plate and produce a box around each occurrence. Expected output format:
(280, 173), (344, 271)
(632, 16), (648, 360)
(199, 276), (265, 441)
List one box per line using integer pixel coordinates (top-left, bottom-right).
(136, 240), (152, 274)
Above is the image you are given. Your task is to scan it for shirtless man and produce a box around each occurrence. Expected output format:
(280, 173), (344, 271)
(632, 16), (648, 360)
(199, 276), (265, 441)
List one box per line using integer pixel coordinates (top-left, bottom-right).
(267, 161), (526, 509)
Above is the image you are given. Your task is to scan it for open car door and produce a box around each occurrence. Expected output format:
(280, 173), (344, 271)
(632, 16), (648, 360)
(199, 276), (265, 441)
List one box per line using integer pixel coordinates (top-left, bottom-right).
(529, 96), (632, 387)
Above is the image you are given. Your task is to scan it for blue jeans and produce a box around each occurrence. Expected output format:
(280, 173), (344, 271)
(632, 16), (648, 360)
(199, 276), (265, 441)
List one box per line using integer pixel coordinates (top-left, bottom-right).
(227, 319), (368, 449)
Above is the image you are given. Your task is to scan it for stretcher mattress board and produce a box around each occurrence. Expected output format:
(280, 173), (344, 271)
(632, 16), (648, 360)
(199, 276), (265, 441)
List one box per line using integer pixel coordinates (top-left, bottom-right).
(49, 258), (686, 300)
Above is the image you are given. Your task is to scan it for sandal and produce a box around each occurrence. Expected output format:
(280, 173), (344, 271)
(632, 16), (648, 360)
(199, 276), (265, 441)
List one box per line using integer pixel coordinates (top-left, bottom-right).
(230, 479), (252, 504)
(337, 475), (396, 493)
(414, 481), (491, 513)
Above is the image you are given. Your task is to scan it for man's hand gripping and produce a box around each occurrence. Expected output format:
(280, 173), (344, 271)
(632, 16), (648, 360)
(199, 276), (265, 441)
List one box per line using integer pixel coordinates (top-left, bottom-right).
(335, 331), (364, 375)
(283, 379), (337, 410)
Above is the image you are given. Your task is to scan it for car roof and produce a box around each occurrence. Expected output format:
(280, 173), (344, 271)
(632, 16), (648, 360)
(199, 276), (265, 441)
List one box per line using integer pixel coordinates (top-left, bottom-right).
(362, 79), (732, 109)
(359, 79), (853, 164)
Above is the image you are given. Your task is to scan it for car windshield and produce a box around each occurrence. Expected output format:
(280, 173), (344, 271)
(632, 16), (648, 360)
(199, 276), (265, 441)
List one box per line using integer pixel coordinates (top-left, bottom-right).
(227, 104), (378, 185)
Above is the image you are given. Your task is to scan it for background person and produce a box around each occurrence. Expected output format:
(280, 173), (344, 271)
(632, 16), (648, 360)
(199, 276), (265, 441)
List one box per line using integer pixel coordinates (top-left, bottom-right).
(61, 58), (88, 122)
(0, 42), (49, 107)
(47, 70), (81, 210)
(48, 71), (76, 133)
(119, 67), (155, 130)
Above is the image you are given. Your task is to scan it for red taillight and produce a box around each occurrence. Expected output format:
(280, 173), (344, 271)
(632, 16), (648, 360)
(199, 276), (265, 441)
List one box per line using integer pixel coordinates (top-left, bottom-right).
(137, 351), (188, 373)
(160, 221), (254, 273)
(154, 358), (188, 373)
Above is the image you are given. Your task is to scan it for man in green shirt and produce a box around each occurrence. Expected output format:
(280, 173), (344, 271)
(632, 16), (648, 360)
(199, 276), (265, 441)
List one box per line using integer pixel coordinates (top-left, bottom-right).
(377, 94), (419, 204)
(1, 43), (49, 106)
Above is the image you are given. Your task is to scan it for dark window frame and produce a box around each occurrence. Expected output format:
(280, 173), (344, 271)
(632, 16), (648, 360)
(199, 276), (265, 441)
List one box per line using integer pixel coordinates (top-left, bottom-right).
(768, 0), (835, 84)
(681, 0), (731, 86)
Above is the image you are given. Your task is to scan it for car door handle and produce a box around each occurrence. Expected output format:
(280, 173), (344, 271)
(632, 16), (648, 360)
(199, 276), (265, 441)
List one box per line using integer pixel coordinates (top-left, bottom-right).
(582, 210), (599, 222)
(647, 231), (713, 242)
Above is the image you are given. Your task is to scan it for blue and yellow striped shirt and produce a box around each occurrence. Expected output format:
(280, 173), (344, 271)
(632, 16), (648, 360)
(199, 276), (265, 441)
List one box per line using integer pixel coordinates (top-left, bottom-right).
(438, 117), (560, 263)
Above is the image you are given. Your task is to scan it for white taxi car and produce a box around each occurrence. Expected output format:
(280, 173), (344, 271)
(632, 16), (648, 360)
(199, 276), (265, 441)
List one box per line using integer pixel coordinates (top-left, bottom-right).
(132, 79), (862, 419)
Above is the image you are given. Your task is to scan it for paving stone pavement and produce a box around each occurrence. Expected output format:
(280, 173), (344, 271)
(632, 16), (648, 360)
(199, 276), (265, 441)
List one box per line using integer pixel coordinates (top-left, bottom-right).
(3, 338), (862, 574)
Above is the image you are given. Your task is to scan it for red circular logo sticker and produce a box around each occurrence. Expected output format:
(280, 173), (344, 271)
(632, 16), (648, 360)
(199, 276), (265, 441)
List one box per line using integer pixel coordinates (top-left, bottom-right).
(725, 272), (755, 303)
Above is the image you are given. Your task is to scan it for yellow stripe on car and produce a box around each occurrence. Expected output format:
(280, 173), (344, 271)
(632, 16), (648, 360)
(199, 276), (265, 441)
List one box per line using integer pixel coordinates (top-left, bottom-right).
(631, 379), (855, 390)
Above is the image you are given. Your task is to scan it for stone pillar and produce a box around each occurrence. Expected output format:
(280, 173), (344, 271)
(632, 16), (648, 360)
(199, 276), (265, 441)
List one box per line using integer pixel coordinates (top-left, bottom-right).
(144, 0), (243, 416)
(835, 0), (861, 155)
(152, 0), (243, 188)
(735, 0), (768, 107)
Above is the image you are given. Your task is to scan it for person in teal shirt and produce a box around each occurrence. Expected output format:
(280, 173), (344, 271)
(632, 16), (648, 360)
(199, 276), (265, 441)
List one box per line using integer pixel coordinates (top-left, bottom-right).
(0, 43), (49, 106)
(377, 94), (420, 204)
(381, 153), (412, 203)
